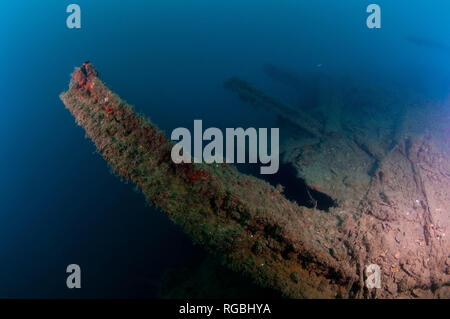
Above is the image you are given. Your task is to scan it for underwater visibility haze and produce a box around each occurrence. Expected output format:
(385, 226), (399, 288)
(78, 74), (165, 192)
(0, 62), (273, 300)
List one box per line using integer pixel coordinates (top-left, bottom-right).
(0, 0), (449, 298)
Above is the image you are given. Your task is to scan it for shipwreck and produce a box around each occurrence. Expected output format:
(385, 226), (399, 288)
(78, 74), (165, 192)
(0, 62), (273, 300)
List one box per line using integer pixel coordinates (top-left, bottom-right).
(60, 62), (449, 298)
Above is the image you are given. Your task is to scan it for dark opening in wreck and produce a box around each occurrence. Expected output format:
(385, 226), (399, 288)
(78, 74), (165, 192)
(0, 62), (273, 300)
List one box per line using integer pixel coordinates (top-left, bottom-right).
(239, 162), (336, 211)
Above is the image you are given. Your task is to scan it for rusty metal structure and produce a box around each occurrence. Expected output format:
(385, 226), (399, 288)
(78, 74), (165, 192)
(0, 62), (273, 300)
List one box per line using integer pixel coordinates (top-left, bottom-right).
(61, 63), (449, 298)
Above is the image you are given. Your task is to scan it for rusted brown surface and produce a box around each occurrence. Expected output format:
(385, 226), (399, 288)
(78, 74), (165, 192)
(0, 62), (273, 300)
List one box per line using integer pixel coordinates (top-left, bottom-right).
(61, 63), (449, 298)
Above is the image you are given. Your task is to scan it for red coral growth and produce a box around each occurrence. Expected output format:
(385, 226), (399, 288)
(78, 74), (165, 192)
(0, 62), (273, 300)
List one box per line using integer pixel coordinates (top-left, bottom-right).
(177, 164), (210, 184)
(72, 62), (98, 95)
(82, 61), (98, 77)
(186, 168), (209, 183)
(268, 190), (281, 197)
(72, 68), (86, 88)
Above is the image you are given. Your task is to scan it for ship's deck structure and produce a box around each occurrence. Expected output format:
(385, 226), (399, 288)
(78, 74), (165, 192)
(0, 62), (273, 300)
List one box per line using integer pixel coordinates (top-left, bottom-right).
(61, 63), (449, 298)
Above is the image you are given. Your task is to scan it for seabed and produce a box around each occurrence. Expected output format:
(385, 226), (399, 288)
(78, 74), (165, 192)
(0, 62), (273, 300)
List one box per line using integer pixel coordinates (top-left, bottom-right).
(61, 62), (449, 299)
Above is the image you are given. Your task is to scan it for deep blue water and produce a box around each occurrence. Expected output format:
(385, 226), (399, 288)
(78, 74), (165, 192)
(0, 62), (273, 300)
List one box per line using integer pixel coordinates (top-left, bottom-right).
(0, 0), (448, 297)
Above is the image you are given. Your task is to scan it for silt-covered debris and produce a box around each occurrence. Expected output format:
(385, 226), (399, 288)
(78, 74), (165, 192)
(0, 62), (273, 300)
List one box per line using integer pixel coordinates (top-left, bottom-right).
(61, 63), (449, 298)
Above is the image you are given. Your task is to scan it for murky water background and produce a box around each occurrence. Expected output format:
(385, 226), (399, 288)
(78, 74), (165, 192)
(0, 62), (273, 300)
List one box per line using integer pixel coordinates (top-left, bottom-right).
(0, 0), (448, 297)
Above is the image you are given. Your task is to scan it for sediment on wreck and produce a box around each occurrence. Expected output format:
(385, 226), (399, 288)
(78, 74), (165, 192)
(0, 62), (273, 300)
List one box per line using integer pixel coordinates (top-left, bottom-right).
(60, 63), (359, 298)
(61, 63), (450, 299)
(224, 68), (450, 298)
(224, 77), (324, 138)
